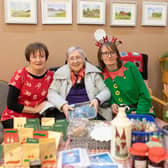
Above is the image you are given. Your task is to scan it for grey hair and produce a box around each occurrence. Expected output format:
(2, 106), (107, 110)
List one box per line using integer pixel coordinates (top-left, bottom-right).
(66, 46), (87, 60)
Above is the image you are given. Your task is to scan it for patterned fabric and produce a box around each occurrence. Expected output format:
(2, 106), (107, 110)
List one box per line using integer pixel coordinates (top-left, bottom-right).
(120, 51), (143, 72)
(1, 67), (53, 121)
(70, 67), (85, 86)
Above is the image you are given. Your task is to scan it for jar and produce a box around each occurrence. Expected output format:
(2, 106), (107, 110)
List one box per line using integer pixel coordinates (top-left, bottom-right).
(129, 143), (148, 168)
(148, 147), (168, 168)
(162, 125), (168, 153)
(148, 160), (165, 168)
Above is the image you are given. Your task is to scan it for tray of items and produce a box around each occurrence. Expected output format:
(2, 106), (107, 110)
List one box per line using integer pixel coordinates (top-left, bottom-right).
(67, 119), (111, 150)
(69, 101), (96, 120)
(127, 114), (161, 144)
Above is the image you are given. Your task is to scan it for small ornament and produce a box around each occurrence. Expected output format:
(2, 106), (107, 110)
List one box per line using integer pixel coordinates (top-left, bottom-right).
(94, 29), (122, 48)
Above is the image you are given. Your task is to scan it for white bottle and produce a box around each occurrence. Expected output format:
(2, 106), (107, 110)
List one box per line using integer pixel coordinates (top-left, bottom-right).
(111, 107), (132, 160)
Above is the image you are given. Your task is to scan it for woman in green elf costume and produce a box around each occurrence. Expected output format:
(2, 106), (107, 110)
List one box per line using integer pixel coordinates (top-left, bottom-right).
(96, 36), (155, 116)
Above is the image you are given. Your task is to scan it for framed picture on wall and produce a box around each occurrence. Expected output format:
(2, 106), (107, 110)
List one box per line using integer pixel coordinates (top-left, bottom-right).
(141, 2), (167, 26)
(110, 1), (137, 26)
(77, 0), (106, 25)
(41, 0), (72, 24)
(4, 0), (37, 24)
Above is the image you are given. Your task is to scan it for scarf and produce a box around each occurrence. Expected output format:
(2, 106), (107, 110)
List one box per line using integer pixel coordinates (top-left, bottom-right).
(71, 67), (85, 86)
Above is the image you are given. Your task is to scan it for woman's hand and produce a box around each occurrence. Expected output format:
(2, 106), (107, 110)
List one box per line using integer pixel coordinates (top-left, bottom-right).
(23, 101), (47, 114)
(34, 101), (47, 113)
(61, 104), (74, 119)
(111, 104), (119, 114)
(89, 99), (99, 113)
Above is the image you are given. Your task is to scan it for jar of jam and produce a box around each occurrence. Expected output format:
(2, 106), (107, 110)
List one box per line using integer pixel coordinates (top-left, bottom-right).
(148, 147), (168, 168)
(129, 143), (148, 168)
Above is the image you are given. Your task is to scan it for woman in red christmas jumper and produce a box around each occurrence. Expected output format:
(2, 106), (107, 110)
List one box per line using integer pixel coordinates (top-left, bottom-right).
(1, 42), (53, 128)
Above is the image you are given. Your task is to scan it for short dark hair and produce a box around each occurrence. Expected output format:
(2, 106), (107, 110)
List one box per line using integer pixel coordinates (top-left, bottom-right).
(97, 42), (122, 71)
(25, 42), (49, 61)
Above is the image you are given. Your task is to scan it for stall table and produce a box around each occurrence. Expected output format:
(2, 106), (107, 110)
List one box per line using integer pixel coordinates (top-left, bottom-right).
(0, 118), (168, 168)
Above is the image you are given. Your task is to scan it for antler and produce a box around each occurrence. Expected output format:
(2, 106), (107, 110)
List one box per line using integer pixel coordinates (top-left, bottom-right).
(111, 36), (117, 44)
(103, 35), (108, 43)
(95, 41), (102, 48)
(95, 35), (122, 48)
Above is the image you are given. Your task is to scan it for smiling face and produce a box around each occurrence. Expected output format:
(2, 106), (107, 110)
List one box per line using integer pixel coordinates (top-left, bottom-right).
(68, 50), (85, 73)
(29, 49), (46, 73)
(101, 45), (118, 70)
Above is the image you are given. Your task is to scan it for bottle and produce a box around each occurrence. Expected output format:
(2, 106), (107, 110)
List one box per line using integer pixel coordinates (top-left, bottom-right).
(129, 143), (148, 168)
(111, 106), (132, 160)
(148, 147), (168, 168)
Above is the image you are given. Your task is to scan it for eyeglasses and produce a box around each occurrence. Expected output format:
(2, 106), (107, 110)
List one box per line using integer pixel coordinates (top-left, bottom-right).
(101, 51), (116, 57)
(68, 56), (83, 62)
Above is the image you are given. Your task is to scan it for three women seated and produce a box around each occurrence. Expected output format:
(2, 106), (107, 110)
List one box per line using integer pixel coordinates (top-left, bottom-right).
(1, 38), (155, 128)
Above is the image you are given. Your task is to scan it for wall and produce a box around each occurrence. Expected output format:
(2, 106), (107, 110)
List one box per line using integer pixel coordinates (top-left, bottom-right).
(0, 0), (168, 117)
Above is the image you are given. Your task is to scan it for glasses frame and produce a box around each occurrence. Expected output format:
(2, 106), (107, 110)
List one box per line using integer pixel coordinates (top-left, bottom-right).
(101, 51), (116, 57)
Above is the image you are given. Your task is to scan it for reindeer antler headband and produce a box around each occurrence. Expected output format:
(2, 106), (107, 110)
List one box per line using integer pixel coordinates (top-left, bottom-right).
(94, 29), (122, 48)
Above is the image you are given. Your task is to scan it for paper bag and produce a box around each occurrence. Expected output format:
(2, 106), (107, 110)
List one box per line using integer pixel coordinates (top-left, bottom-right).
(48, 131), (63, 150)
(4, 143), (22, 167)
(33, 131), (48, 139)
(4, 129), (19, 144)
(39, 138), (57, 166)
(18, 128), (33, 144)
(22, 143), (40, 167)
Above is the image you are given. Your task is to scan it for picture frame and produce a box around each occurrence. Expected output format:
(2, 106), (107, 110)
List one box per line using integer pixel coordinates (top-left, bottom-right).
(4, 0), (37, 24)
(141, 2), (167, 26)
(77, 0), (106, 25)
(41, 0), (72, 24)
(110, 1), (137, 26)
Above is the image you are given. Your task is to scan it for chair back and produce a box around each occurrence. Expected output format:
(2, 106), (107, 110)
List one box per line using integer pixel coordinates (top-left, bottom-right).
(160, 57), (168, 84)
(0, 81), (8, 119)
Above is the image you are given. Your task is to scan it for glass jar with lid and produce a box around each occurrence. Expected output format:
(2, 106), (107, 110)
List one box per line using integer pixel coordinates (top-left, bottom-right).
(129, 142), (148, 168)
(148, 147), (168, 168)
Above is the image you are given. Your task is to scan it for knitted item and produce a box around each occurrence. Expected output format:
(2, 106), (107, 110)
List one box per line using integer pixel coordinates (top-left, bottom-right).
(120, 51), (143, 72)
